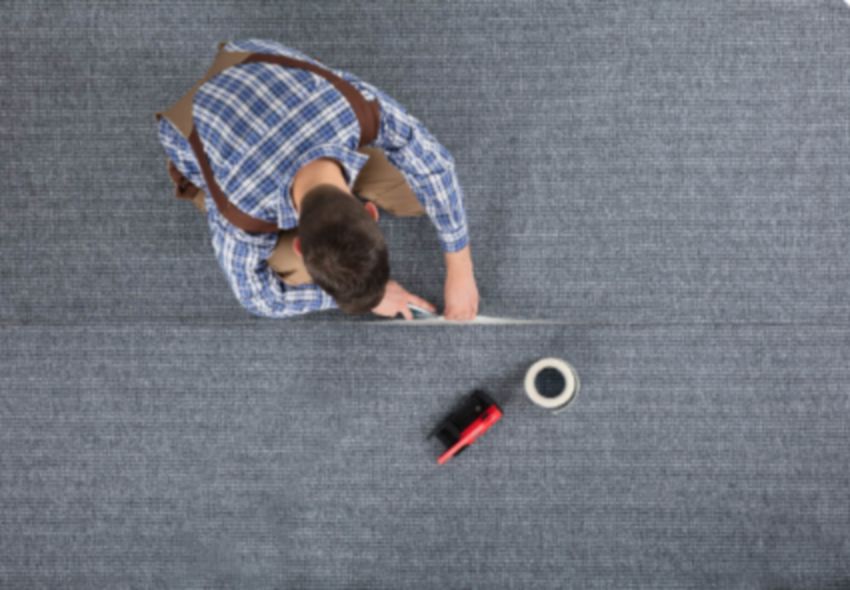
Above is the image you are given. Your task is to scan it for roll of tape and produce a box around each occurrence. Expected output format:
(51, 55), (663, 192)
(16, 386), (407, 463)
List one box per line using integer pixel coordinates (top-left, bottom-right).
(524, 357), (580, 413)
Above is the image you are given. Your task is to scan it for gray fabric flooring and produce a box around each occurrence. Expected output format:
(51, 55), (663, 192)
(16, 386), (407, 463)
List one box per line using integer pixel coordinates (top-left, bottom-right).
(2, 1), (850, 588)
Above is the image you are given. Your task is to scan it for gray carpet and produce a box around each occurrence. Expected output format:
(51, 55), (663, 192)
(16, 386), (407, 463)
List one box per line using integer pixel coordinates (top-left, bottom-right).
(2, 0), (850, 588)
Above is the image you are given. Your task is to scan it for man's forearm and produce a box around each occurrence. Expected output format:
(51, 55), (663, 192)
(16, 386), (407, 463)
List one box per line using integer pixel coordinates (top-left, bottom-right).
(444, 244), (473, 274)
(442, 243), (479, 320)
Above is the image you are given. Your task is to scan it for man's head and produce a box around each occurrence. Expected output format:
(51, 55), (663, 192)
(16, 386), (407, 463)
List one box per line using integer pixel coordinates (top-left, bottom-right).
(294, 184), (388, 314)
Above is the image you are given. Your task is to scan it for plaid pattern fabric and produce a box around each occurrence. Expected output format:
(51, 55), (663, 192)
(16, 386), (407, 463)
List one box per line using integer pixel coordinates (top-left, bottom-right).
(156, 38), (468, 318)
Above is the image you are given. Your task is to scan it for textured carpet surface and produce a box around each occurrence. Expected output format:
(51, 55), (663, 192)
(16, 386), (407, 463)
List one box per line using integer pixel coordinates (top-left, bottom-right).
(2, 0), (850, 588)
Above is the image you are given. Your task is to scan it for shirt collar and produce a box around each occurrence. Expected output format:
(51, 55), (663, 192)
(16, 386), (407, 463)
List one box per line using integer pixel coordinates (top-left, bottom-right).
(278, 143), (370, 229)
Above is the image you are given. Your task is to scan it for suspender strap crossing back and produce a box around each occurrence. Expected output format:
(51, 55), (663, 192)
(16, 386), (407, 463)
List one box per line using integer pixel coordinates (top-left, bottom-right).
(155, 42), (381, 233)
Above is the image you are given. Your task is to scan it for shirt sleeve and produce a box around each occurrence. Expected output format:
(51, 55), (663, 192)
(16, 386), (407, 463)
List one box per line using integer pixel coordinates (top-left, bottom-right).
(157, 116), (203, 188)
(355, 83), (470, 253)
(207, 206), (340, 318)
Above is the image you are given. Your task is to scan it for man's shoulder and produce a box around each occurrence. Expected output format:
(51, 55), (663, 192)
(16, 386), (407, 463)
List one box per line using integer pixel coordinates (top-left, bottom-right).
(223, 38), (381, 99)
(223, 39), (324, 66)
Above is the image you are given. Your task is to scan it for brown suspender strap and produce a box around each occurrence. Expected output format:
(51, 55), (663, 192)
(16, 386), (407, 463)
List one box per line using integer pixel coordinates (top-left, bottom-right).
(158, 44), (381, 234)
(241, 53), (380, 147)
(187, 127), (280, 233)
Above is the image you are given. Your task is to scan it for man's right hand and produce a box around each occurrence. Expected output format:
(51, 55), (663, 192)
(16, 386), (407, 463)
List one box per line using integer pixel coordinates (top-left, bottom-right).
(371, 280), (437, 320)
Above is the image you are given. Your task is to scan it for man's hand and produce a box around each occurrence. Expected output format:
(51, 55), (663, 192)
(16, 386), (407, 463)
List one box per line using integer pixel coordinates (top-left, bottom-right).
(371, 280), (437, 320)
(443, 245), (479, 321)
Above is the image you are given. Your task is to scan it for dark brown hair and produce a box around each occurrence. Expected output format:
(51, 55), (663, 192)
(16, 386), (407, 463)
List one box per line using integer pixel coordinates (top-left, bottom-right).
(298, 184), (389, 314)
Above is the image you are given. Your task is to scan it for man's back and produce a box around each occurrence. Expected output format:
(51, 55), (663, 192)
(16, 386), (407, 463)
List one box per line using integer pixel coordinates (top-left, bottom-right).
(156, 39), (472, 319)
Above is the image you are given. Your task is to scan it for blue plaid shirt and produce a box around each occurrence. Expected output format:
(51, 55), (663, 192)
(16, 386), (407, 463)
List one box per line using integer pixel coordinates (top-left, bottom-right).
(157, 39), (469, 318)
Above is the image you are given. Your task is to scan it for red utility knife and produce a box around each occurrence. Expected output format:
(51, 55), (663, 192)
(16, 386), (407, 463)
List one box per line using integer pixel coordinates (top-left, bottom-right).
(430, 390), (503, 465)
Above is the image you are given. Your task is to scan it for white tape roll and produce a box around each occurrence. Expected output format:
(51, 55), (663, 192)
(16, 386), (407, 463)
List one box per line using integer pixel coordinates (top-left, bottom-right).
(524, 357), (580, 412)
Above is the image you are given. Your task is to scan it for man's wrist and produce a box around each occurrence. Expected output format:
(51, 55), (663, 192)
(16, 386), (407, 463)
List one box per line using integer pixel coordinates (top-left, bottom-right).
(444, 244), (473, 273)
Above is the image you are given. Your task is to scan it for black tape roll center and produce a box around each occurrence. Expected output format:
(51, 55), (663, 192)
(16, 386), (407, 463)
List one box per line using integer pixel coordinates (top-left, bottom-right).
(534, 367), (566, 398)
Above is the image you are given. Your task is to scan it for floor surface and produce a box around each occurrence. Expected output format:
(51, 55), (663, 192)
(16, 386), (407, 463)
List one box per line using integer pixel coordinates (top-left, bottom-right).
(2, 1), (850, 588)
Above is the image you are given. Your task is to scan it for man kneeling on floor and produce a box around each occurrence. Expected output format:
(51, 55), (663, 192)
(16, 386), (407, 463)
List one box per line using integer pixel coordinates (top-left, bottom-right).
(156, 38), (478, 321)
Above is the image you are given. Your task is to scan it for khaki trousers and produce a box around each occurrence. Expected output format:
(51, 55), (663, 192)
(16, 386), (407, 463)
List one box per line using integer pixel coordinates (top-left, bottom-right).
(187, 146), (424, 285)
